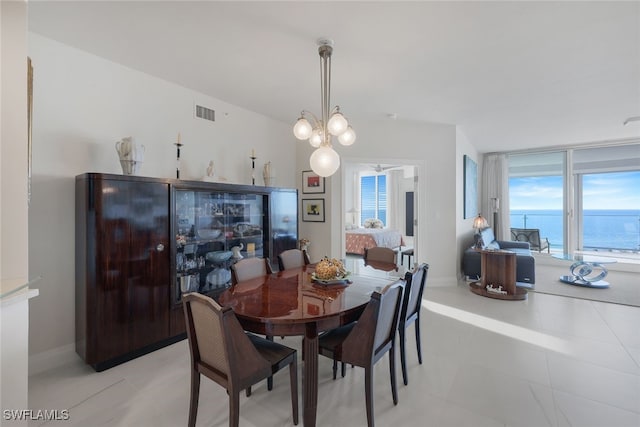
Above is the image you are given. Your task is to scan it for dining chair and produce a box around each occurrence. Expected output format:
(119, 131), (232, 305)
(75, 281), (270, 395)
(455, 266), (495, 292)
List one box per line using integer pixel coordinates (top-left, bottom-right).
(318, 279), (405, 427)
(230, 256), (277, 389)
(277, 248), (311, 271)
(363, 247), (398, 272)
(182, 293), (298, 427)
(399, 263), (429, 385)
(230, 257), (273, 284)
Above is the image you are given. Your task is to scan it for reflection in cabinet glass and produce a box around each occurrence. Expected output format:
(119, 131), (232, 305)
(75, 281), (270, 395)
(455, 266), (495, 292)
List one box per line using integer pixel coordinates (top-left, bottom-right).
(174, 190), (265, 303)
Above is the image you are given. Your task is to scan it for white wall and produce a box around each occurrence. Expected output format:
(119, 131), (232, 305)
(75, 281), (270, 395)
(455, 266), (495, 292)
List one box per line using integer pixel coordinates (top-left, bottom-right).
(456, 127), (480, 279)
(27, 34), (296, 359)
(1, 1), (31, 420)
(298, 118), (458, 285)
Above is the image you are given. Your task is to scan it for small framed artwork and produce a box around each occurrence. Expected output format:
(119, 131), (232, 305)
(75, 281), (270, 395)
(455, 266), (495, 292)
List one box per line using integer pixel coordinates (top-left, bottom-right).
(302, 199), (325, 222)
(302, 170), (325, 194)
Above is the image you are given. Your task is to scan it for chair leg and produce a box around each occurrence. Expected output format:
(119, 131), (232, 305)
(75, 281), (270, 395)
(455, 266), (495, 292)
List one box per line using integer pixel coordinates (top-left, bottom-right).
(246, 386), (251, 397)
(266, 335), (274, 390)
(332, 359), (338, 380)
(415, 318), (422, 364)
(389, 348), (398, 405)
(364, 366), (375, 427)
(230, 390), (240, 427)
(341, 362), (346, 378)
(289, 358), (299, 425)
(399, 327), (408, 386)
(188, 370), (200, 427)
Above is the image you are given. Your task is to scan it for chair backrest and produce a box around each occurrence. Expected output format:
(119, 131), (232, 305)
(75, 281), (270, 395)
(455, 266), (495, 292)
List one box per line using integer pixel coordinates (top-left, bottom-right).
(364, 247), (398, 271)
(510, 228), (542, 248)
(231, 257), (273, 284)
(401, 263), (429, 324)
(277, 249), (310, 271)
(182, 293), (270, 386)
(342, 279), (405, 366)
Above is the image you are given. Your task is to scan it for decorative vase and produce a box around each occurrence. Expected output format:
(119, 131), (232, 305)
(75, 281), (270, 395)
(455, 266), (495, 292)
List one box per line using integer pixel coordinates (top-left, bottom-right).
(263, 161), (272, 186)
(115, 136), (145, 175)
(231, 243), (244, 260)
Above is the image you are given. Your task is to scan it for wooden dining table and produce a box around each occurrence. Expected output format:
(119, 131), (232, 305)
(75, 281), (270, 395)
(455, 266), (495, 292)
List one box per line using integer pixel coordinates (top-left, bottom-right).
(217, 264), (393, 426)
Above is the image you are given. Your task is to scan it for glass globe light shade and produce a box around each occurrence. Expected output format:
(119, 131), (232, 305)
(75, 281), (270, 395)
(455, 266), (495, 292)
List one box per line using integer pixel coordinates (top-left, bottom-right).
(309, 128), (323, 148)
(293, 117), (313, 140)
(310, 146), (340, 177)
(337, 126), (356, 146)
(327, 112), (348, 136)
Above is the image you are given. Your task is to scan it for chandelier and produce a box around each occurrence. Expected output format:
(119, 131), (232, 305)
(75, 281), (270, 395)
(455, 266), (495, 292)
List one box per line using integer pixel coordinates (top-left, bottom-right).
(293, 39), (356, 177)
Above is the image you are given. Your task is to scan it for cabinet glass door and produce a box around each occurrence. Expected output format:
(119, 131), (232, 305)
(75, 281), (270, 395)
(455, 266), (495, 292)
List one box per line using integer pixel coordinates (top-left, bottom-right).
(174, 189), (264, 303)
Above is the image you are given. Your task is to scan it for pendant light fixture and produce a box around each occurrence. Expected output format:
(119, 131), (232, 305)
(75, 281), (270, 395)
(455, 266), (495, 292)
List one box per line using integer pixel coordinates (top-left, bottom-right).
(293, 39), (356, 177)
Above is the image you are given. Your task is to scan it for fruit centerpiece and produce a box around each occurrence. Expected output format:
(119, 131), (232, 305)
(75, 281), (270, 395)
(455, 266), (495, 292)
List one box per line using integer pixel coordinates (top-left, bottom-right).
(312, 257), (350, 284)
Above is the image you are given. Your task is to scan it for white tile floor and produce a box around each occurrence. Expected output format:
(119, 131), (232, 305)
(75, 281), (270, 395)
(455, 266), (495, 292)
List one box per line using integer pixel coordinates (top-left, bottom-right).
(29, 276), (640, 426)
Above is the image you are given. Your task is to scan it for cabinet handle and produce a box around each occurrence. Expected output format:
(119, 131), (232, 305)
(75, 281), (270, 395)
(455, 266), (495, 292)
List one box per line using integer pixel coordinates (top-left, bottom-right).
(156, 243), (165, 252)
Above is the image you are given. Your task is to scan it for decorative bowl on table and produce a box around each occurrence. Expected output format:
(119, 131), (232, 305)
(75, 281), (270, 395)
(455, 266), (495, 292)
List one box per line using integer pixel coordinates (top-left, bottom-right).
(311, 257), (351, 285)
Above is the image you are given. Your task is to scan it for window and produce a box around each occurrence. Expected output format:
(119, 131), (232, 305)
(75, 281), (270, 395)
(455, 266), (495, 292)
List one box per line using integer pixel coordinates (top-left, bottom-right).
(360, 174), (386, 225)
(508, 152), (565, 251)
(507, 144), (640, 257)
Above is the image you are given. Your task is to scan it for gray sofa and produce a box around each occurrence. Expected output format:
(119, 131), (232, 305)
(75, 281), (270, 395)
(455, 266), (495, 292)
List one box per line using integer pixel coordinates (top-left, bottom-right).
(463, 227), (536, 284)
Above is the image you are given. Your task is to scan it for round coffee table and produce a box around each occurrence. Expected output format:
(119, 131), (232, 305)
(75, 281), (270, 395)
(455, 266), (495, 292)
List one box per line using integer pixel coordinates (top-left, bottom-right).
(552, 254), (617, 288)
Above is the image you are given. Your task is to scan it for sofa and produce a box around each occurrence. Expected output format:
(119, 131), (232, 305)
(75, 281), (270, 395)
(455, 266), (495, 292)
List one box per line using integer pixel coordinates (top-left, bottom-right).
(463, 227), (536, 284)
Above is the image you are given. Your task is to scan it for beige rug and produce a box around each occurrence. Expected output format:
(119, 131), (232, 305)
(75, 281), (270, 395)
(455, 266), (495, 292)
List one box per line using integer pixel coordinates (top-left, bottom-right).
(531, 263), (640, 307)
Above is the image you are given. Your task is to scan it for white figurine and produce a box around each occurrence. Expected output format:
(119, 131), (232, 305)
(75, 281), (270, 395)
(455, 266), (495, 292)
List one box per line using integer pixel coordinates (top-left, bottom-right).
(206, 160), (215, 177)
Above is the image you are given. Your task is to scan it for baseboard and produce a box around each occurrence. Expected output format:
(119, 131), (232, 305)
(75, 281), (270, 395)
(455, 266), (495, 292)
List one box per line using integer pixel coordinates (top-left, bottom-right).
(29, 343), (77, 376)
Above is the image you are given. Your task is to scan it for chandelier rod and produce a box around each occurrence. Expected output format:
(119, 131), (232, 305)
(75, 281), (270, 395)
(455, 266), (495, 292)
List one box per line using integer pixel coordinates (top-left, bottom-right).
(319, 43), (332, 146)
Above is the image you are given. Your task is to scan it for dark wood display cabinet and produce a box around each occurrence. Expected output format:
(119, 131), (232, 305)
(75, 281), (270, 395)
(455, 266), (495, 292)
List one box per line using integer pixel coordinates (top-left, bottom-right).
(76, 173), (297, 371)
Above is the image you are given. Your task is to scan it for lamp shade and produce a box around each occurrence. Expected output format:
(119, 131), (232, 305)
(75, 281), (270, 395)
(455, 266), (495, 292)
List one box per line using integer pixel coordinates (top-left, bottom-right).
(310, 146), (340, 177)
(327, 112), (348, 136)
(309, 128), (323, 148)
(473, 214), (489, 230)
(337, 126), (356, 146)
(293, 117), (313, 140)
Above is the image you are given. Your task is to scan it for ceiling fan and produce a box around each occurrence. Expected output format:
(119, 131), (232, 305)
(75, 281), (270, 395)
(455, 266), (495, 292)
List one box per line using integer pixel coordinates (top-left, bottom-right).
(370, 164), (401, 172)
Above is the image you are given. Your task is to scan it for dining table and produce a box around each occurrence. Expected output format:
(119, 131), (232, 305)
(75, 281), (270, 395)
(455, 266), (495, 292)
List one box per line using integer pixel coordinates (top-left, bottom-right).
(217, 264), (394, 426)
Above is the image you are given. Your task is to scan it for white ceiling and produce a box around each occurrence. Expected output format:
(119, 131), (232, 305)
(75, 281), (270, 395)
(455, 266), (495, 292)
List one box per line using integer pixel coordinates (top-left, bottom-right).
(28, 1), (640, 153)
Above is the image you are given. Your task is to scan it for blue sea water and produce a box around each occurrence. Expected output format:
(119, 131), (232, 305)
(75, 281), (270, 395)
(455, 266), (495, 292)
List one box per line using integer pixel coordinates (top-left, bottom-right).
(509, 210), (640, 251)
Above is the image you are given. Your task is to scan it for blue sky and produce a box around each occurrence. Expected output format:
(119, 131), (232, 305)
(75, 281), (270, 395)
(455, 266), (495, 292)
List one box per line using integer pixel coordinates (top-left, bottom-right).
(510, 171), (640, 210)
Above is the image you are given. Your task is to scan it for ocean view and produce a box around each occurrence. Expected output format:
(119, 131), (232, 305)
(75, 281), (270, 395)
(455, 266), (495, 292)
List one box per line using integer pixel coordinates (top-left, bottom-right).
(510, 209), (640, 252)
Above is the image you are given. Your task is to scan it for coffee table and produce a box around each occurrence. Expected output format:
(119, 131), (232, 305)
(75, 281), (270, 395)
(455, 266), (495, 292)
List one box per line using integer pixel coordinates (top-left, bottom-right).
(552, 254), (617, 288)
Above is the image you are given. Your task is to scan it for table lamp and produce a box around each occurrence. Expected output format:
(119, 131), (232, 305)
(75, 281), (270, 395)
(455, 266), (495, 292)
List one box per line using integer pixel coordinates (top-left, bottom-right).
(473, 214), (489, 249)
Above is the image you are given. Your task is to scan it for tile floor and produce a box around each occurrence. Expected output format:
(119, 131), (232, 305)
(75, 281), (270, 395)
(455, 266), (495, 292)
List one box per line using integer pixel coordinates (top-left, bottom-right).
(29, 271), (640, 426)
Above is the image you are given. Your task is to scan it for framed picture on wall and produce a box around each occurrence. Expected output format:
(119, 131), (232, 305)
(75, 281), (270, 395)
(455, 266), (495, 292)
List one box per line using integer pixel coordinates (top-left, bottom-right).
(302, 170), (325, 194)
(302, 199), (325, 222)
(463, 155), (478, 219)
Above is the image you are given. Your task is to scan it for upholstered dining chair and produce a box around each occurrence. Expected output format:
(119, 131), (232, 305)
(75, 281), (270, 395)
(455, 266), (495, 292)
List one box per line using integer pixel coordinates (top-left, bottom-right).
(230, 257), (273, 284)
(363, 247), (399, 272)
(318, 279), (405, 427)
(399, 263), (429, 386)
(230, 256), (277, 389)
(182, 293), (298, 427)
(277, 248), (311, 271)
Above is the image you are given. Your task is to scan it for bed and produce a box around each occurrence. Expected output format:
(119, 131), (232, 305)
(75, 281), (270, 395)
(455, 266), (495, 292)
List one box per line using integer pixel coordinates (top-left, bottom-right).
(345, 228), (404, 256)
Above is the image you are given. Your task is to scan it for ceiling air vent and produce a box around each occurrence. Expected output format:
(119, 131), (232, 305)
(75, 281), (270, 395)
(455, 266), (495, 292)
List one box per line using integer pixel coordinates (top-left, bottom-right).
(195, 104), (215, 122)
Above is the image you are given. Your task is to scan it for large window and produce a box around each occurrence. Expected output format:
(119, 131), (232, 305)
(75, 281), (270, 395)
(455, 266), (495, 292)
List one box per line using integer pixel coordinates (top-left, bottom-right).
(360, 174), (386, 225)
(508, 144), (640, 256)
(508, 152), (565, 251)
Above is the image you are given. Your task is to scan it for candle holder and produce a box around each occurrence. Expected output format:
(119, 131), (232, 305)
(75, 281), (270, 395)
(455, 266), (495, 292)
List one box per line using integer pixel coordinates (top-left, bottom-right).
(175, 142), (183, 179)
(250, 155), (256, 185)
